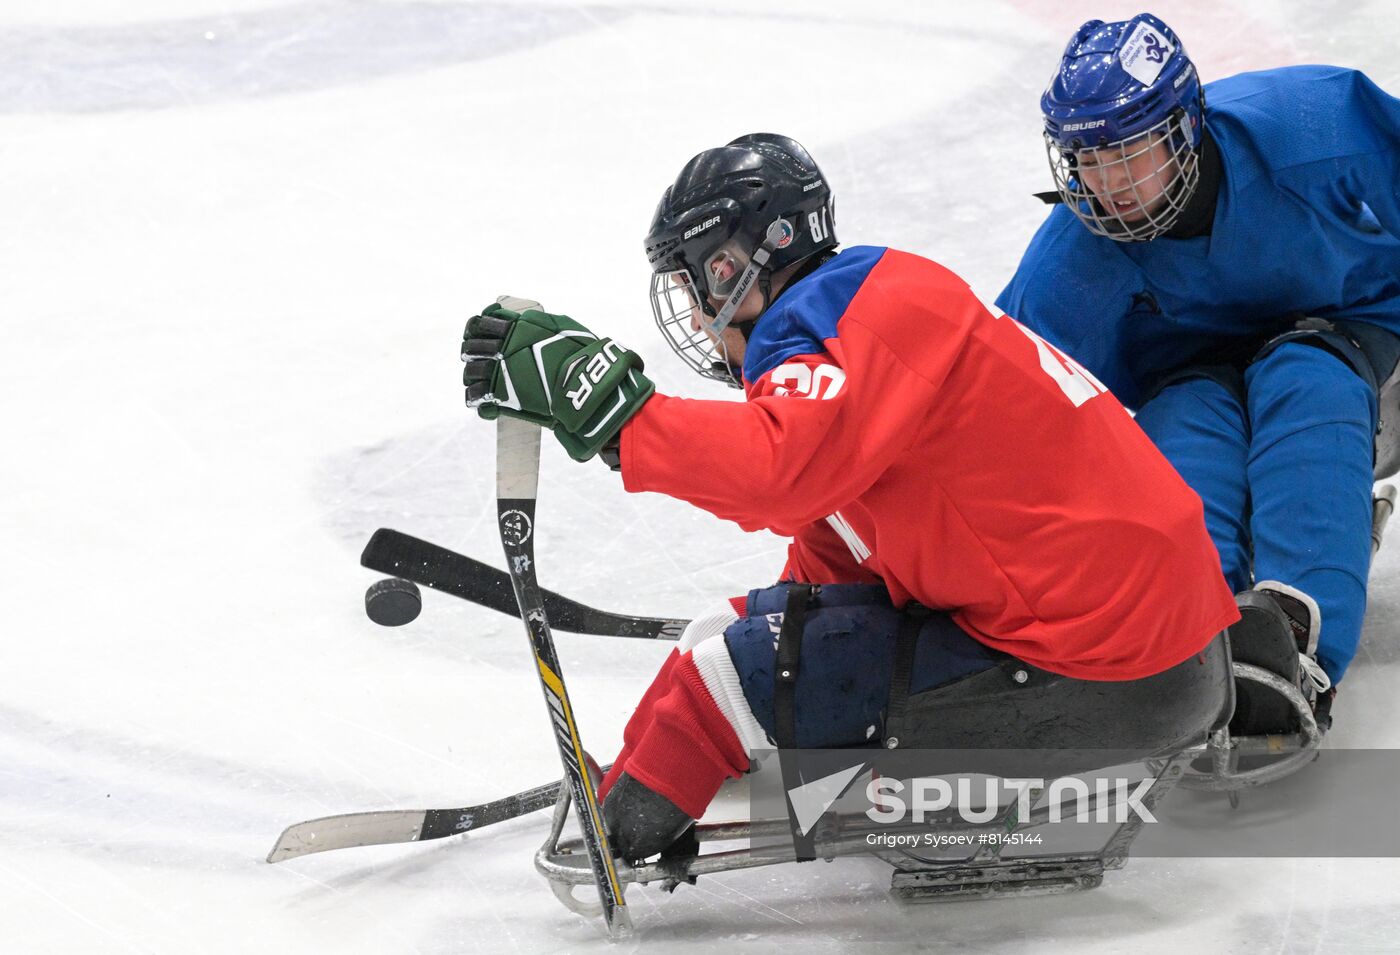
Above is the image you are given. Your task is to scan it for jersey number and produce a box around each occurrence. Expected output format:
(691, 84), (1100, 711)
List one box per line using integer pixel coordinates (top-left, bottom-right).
(971, 287), (1108, 408)
(1012, 321), (1108, 407)
(770, 362), (846, 399)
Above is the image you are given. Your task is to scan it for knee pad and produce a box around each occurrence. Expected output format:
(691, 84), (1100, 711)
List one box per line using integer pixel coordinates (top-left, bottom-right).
(1246, 338), (1376, 436)
(724, 584), (1002, 748)
(1251, 317), (1398, 477)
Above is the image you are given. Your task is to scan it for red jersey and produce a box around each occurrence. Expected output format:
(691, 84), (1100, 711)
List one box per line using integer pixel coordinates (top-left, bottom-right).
(621, 246), (1239, 679)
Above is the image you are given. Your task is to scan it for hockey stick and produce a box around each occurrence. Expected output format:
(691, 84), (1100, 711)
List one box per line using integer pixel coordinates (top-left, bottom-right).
(361, 528), (689, 640)
(266, 774), (579, 863)
(495, 416), (632, 936)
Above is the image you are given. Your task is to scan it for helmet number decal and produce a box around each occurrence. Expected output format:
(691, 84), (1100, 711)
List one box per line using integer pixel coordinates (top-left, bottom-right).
(807, 207), (831, 245)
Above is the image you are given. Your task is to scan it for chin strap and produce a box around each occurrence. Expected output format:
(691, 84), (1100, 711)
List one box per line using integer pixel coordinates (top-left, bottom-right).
(703, 218), (789, 386)
(719, 244), (835, 380)
(702, 218), (789, 343)
(705, 230), (833, 383)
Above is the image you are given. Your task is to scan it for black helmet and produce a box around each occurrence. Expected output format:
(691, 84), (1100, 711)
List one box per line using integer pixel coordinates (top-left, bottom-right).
(645, 133), (837, 386)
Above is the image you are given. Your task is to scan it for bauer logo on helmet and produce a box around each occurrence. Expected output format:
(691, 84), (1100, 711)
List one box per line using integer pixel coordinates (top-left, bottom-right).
(684, 216), (722, 241)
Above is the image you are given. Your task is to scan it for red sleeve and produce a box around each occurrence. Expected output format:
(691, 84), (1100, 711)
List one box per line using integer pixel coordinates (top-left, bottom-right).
(619, 308), (965, 535)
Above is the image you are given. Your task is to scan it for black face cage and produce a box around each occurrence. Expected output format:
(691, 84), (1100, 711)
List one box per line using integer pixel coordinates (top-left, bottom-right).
(1045, 110), (1201, 242)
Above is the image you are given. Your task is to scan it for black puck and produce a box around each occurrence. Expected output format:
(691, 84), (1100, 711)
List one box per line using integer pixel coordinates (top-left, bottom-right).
(365, 577), (422, 626)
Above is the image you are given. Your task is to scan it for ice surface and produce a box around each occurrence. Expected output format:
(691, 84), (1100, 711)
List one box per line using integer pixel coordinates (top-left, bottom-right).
(4, 1), (1400, 951)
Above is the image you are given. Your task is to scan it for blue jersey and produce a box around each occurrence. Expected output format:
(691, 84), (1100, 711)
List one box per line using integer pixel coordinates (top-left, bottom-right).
(997, 66), (1400, 407)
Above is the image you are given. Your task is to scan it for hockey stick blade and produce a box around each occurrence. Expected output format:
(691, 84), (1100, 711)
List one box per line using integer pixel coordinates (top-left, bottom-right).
(266, 775), (571, 863)
(361, 527), (688, 640)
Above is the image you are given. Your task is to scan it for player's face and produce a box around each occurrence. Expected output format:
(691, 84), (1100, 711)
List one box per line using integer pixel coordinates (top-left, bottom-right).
(691, 317), (748, 366)
(689, 288), (760, 366)
(1074, 132), (1177, 222)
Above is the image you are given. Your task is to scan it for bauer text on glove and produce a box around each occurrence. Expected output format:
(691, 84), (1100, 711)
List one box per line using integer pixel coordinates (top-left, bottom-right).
(461, 302), (654, 461)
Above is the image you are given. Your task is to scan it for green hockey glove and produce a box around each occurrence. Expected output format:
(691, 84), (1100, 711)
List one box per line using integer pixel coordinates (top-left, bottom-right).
(462, 300), (654, 462)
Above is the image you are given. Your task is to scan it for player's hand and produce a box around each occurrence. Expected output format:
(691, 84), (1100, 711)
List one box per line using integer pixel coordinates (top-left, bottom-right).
(461, 299), (654, 462)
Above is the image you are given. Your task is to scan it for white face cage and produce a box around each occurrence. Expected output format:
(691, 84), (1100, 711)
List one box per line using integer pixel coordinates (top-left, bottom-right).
(1045, 111), (1201, 242)
(649, 269), (741, 387)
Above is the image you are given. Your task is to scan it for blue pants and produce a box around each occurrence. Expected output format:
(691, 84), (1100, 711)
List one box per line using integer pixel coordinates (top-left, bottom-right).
(1135, 343), (1377, 682)
(723, 584), (1003, 748)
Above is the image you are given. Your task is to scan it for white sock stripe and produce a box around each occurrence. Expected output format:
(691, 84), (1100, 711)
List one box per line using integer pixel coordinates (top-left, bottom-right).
(690, 634), (772, 752)
(677, 602), (741, 652)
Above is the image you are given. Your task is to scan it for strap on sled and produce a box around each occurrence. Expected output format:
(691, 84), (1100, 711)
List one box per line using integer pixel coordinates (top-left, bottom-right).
(773, 583), (819, 861)
(773, 583), (819, 750)
(883, 604), (931, 749)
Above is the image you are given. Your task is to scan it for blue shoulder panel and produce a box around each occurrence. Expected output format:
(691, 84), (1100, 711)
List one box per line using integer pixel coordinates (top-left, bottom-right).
(1203, 66), (1392, 176)
(743, 246), (888, 383)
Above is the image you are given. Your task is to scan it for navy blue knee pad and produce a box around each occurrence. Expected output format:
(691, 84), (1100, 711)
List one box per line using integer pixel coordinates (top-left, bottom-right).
(723, 584), (1004, 749)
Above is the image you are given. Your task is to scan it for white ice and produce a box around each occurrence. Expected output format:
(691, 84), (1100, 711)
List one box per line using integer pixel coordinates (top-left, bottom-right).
(5, 1), (1400, 951)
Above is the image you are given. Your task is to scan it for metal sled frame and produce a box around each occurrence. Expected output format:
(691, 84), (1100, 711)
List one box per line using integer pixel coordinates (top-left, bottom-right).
(1176, 662), (1324, 795)
(536, 752), (1192, 913)
(1175, 484), (1396, 797)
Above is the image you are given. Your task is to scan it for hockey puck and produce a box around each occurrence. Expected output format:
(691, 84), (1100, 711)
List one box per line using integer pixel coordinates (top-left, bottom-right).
(365, 577), (422, 627)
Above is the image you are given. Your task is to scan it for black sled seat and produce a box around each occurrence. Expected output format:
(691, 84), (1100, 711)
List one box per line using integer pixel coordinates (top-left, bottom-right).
(892, 631), (1234, 766)
(860, 633), (1234, 902)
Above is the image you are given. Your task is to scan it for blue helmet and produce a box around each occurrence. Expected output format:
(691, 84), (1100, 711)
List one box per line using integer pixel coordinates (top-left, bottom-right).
(1041, 13), (1205, 241)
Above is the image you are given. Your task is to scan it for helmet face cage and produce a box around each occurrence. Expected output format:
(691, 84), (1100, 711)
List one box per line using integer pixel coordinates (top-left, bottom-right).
(649, 269), (742, 387)
(1046, 109), (1200, 242)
